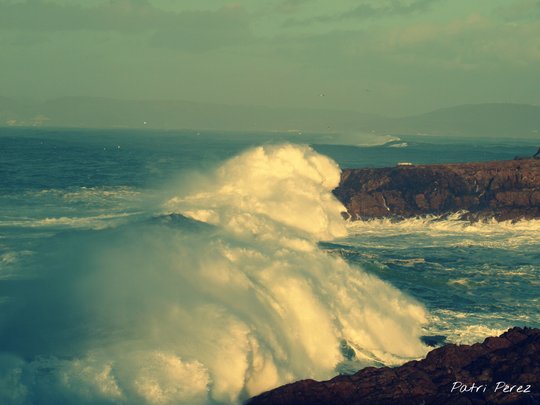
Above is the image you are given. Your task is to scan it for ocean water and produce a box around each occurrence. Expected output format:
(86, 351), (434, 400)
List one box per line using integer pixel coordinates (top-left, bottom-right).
(0, 128), (538, 404)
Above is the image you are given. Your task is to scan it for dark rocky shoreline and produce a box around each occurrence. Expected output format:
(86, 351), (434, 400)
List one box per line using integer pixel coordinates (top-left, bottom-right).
(247, 327), (540, 405)
(333, 158), (540, 221)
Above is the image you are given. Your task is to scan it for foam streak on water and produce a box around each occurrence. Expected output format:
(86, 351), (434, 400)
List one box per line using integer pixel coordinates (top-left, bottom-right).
(332, 215), (540, 345)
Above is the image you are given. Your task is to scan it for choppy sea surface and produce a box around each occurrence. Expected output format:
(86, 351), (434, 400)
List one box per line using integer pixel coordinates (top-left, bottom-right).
(0, 127), (538, 404)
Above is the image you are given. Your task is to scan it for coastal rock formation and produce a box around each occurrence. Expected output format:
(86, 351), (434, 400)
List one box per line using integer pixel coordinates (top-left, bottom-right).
(333, 159), (540, 221)
(247, 327), (540, 405)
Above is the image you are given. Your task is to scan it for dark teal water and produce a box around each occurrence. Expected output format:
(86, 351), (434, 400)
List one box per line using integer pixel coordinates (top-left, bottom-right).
(0, 127), (538, 404)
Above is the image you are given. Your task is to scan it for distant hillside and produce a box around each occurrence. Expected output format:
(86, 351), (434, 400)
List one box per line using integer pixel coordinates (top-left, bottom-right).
(0, 96), (381, 133)
(390, 103), (540, 137)
(0, 97), (538, 137)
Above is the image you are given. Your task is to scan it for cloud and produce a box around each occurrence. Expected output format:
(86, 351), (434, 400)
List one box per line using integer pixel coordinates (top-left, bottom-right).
(339, 0), (444, 19)
(149, 7), (253, 52)
(282, 0), (444, 27)
(268, 9), (540, 76)
(0, 0), (157, 32)
(495, 0), (540, 21)
(381, 13), (540, 65)
(0, 0), (254, 51)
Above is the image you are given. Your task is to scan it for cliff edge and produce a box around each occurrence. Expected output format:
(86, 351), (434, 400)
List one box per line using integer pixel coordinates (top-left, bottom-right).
(247, 327), (540, 405)
(333, 159), (540, 221)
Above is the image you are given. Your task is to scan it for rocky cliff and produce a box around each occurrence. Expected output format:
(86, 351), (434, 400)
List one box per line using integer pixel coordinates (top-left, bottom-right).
(247, 327), (540, 405)
(333, 159), (540, 221)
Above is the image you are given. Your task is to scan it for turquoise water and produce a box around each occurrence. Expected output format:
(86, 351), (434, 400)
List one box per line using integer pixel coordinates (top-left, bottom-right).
(0, 128), (538, 404)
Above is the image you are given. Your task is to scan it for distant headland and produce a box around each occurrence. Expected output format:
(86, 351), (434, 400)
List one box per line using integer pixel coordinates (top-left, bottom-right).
(334, 157), (540, 222)
(1, 97), (539, 137)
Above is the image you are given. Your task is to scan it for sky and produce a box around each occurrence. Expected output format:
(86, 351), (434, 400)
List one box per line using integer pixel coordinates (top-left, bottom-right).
(1, 0), (539, 116)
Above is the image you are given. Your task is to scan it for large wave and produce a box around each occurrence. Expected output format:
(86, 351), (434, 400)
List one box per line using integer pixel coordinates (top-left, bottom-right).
(0, 144), (428, 405)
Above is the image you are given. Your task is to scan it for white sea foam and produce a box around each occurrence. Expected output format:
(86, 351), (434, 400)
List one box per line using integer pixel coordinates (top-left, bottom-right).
(166, 144), (347, 243)
(388, 142), (408, 148)
(0, 251), (21, 265)
(354, 135), (402, 147)
(424, 310), (511, 345)
(0, 213), (139, 230)
(346, 215), (540, 248)
(0, 144), (429, 405)
(0, 250), (33, 280)
(26, 186), (141, 202)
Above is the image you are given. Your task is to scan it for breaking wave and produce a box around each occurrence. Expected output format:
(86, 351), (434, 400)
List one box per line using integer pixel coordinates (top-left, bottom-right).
(346, 215), (540, 248)
(0, 144), (428, 405)
(388, 142), (408, 148)
(354, 135), (402, 147)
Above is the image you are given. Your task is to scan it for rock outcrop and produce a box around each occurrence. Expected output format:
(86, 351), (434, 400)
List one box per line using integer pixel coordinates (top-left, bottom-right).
(333, 159), (540, 221)
(247, 327), (540, 405)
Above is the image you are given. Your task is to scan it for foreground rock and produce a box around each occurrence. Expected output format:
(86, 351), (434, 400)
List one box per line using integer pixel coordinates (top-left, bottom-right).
(247, 327), (539, 405)
(333, 159), (540, 221)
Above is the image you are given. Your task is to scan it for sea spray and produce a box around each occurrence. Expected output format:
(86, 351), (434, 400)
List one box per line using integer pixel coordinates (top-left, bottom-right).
(166, 144), (348, 243)
(0, 144), (428, 405)
(346, 214), (540, 248)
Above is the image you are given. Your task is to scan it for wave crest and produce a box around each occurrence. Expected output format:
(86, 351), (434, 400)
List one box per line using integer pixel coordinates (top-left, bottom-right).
(165, 144), (347, 244)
